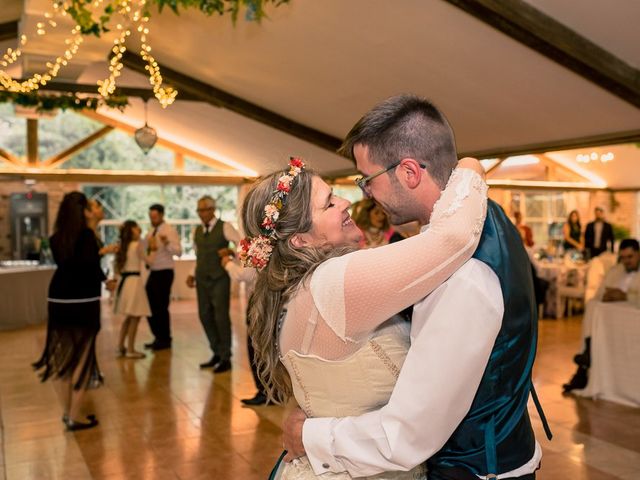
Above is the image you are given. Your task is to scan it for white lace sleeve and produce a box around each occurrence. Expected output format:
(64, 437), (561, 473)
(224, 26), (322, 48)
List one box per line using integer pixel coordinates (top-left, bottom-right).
(310, 168), (487, 345)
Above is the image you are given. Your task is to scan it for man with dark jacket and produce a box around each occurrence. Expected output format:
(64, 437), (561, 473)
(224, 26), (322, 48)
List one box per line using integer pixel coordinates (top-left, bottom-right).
(584, 207), (614, 259)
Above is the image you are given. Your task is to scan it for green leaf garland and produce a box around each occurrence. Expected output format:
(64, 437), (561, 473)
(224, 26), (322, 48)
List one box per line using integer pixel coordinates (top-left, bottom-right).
(0, 90), (129, 113)
(67, 0), (291, 37)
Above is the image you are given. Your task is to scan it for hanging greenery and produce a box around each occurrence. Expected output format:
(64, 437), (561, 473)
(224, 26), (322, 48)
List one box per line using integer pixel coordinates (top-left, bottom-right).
(66, 0), (291, 37)
(0, 90), (129, 112)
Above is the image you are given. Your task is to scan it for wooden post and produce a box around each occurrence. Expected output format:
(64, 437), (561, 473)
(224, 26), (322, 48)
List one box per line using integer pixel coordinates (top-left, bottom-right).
(175, 152), (184, 171)
(27, 119), (38, 165)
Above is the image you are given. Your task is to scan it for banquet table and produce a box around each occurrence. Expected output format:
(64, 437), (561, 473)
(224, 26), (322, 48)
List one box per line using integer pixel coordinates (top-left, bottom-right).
(0, 265), (55, 330)
(577, 301), (640, 407)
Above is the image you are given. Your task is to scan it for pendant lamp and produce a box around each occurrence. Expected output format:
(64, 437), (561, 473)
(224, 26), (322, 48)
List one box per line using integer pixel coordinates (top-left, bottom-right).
(134, 100), (158, 154)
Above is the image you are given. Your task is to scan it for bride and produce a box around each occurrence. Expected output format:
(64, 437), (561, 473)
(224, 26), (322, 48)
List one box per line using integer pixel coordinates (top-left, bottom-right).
(240, 156), (487, 479)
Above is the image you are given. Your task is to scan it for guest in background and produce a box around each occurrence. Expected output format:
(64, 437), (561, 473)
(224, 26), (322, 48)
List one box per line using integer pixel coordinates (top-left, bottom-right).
(87, 198), (118, 256)
(144, 203), (182, 351)
(563, 238), (640, 393)
(220, 254), (270, 406)
(32, 192), (105, 431)
(563, 210), (584, 252)
(113, 220), (151, 359)
(186, 196), (241, 373)
(514, 211), (534, 248)
(353, 198), (394, 248)
(584, 207), (614, 259)
(388, 221), (421, 244)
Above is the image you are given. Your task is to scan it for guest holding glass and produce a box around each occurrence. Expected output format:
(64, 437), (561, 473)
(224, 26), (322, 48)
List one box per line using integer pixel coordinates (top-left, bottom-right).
(563, 210), (583, 252)
(32, 192), (105, 431)
(144, 204), (182, 351)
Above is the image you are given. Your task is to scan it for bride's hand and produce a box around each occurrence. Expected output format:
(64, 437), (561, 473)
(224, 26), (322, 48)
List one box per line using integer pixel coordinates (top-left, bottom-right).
(457, 157), (485, 179)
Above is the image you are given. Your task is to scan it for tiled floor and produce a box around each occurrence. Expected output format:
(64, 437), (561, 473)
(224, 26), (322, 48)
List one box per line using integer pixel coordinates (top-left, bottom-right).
(1, 298), (639, 479)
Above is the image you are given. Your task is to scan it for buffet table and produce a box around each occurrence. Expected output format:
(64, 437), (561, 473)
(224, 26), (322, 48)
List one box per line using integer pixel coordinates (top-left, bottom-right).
(0, 265), (55, 330)
(577, 301), (640, 407)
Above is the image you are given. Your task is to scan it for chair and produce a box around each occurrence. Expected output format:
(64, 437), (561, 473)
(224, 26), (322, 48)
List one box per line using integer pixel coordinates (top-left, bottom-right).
(556, 266), (587, 318)
(584, 252), (617, 302)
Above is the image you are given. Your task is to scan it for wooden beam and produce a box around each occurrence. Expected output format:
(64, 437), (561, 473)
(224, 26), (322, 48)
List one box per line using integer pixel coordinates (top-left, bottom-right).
(484, 158), (504, 175)
(0, 168), (254, 185)
(443, 0), (640, 108)
(460, 129), (640, 160)
(26, 118), (38, 165)
(120, 51), (343, 153)
(12, 80), (200, 101)
(487, 180), (603, 191)
(0, 147), (21, 166)
(41, 126), (114, 168)
(0, 21), (18, 42)
(81, 110), (245, 173)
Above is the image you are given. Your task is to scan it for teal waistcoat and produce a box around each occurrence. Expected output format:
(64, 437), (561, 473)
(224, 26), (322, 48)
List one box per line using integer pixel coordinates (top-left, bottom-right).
(427, 200), (538, 476)
(194, 220), (229, 281)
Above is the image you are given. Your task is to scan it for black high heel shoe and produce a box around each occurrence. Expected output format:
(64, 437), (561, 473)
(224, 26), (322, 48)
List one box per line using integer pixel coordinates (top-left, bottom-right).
(64, 416), (99, 431)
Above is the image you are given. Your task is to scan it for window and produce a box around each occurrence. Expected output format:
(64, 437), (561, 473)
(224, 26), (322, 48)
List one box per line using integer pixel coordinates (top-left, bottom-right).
(83, 184), (239, 256)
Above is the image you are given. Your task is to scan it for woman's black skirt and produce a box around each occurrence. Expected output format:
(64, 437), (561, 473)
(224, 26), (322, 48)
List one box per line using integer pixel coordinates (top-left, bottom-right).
(32, 299), (103, 391)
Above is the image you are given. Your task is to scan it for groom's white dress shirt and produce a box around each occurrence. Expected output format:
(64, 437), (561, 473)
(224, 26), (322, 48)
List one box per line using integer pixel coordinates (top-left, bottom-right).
(303, 259), (542, 479)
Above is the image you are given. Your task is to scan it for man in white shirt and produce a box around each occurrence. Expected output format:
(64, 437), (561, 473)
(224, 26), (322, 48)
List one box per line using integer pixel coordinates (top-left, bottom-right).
(282, 95), (543, 479)
(143, 203), (182, 350)
(564, 238), (640, 393)
(186, 195), (241, 373)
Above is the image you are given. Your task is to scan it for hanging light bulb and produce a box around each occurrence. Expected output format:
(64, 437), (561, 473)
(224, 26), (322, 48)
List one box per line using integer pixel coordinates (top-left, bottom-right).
(134, 99), (157, 154)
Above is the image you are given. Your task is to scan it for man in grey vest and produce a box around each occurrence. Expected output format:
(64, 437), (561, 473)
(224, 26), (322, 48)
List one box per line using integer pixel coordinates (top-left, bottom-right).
(187, 195), (242, 373)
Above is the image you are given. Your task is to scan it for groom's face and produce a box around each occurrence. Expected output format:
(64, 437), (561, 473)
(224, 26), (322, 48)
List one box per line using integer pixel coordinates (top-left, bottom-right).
(354, 144), (414, 225)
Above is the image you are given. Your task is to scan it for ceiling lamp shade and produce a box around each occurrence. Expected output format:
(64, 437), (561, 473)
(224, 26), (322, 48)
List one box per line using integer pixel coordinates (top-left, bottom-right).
(135, 100), (158, 154)
(135, 124), (158, 154)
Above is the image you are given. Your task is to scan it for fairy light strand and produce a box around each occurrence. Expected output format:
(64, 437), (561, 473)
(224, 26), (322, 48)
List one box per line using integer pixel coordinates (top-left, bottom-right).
(0, 0), (178, 107)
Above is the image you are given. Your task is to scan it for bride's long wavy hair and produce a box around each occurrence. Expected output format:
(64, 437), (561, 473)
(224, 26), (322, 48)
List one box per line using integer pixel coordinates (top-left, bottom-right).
(242, 168), (353, 404)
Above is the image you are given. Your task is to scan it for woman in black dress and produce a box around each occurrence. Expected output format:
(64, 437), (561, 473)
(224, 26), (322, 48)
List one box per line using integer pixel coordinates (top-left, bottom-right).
(32, 191), (106, 431)
(563, 209), (584, 252)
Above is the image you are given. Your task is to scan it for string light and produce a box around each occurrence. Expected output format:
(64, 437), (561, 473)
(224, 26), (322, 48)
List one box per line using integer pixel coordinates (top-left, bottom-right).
(576, 152), (615, 164)
(0, 0), (178, 107)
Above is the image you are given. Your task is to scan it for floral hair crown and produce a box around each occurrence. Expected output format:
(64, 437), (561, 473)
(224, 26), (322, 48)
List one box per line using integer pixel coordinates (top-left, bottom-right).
(239, 157), (305, 270)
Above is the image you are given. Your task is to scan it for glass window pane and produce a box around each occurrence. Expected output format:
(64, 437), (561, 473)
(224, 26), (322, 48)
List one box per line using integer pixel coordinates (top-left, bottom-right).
(184, 156), (218, 172)
(63, 130), (174, 170)
(38, 110), (104, 161)
(82, 184), (239, 256)
(0, 103), (26, 158)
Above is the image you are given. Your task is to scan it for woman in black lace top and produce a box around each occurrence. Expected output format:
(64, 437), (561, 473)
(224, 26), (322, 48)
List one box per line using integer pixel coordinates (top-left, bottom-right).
(33, 191), (106, 431)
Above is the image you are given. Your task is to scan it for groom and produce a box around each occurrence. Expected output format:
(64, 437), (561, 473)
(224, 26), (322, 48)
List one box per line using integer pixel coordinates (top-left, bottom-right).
(282, 95), (546, 479)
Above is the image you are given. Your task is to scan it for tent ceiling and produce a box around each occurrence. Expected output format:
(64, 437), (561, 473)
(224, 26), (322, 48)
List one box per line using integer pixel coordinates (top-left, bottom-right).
(2, 0), (640, 187)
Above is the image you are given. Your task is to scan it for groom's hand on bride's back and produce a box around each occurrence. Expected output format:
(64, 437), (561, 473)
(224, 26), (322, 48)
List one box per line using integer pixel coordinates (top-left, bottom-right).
(282, 407), (307, 462)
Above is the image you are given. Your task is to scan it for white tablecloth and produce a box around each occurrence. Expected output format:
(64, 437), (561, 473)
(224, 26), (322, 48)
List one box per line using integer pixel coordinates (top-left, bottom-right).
(578, 301), (640, 407)
(0, 266), (55, 330)
(535, 260), (588, 318)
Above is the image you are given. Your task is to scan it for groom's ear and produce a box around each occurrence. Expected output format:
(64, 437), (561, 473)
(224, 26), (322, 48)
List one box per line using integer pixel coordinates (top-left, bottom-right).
(398, 158), (423, 190)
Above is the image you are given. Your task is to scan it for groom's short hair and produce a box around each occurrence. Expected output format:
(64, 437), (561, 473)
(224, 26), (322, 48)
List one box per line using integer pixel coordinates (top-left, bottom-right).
(338, 94), (458, 189)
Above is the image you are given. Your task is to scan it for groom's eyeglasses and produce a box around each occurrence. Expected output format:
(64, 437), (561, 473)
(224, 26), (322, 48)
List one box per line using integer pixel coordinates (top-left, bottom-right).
(354, 161), (402, 197)
(354, 161), (426, 197)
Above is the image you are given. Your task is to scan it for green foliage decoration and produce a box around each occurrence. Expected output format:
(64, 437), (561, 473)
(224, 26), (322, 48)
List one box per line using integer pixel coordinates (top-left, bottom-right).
(612, 224), (631, 241)
(0, 90), (128, 112)
(66, 0), (290, 37)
